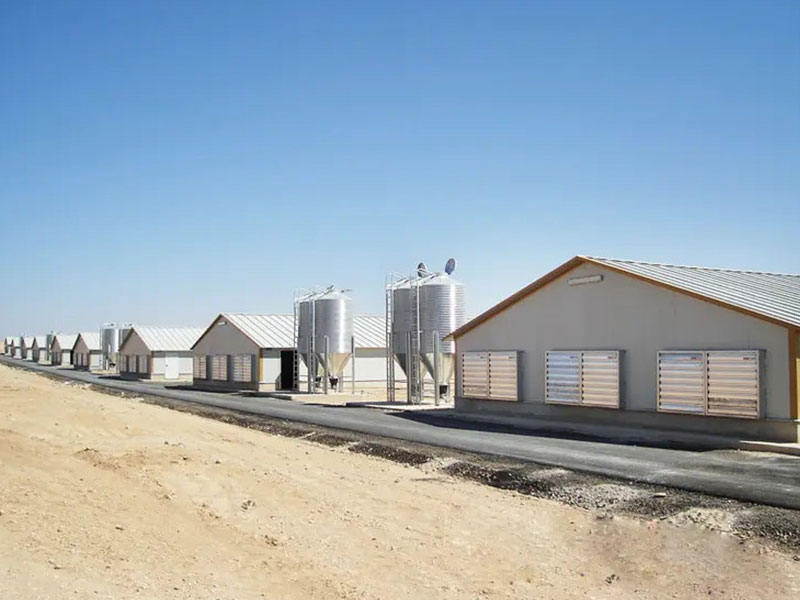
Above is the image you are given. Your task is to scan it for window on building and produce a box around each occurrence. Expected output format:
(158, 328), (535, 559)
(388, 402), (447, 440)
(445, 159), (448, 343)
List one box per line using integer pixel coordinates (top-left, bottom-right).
(193, 355), (207, 379)
(460, 351), (520, 401)
(545, 351), (621, 408)
(657, 350), (761, 419)
(211, 355), (228, 381)
(233, 354), (253, 382)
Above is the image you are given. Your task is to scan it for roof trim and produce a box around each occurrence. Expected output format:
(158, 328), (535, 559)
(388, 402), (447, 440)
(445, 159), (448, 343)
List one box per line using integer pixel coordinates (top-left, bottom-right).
(73, 332), (101, 352)
(584, 255), (800, 278)
(450, 255), (798, 339)
(581, 257), (800, 330)
(449, 256), (585, 339)
(119, 328), (135, 352)
(191, 314), (263, 351)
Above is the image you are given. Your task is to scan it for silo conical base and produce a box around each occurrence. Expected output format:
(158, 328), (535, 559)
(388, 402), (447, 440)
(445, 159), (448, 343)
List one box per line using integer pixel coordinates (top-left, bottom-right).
(317, 352), (351, 377)
(393, 352), (409, 377)
(300, 352), (324, 377)
(421, 352), (456, 391)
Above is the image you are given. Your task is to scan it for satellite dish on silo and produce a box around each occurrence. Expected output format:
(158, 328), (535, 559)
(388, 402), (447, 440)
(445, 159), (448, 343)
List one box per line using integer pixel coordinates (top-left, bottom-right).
(444, 258), (456, 275)
(417, 262), (427, 277)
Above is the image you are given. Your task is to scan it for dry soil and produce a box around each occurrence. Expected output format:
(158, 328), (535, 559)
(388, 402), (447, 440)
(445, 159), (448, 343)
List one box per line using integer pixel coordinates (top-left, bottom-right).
(1, 363), (798, 599)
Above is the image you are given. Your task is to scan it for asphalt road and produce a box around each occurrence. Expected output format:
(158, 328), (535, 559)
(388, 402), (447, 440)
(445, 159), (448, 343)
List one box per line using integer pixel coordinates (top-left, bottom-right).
(3, 356), (799, 510)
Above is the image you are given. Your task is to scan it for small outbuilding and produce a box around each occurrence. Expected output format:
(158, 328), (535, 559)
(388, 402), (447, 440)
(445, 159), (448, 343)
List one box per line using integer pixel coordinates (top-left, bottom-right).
(191, 313), (389, 393)
(73, 332), (102, 371)
(451, 256), (800, 443)
(50, 334), (77, 366)
(118, 326), (204, 381)
(20, 336), (34, 360)
(4, 337), (14, 356)
(31, 336), (50, 363)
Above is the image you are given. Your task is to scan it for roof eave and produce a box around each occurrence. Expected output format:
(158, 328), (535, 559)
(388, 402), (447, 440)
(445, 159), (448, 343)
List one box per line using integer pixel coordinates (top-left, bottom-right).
(450, 256), (586, 339)
(451, 255), (798, 340)
(580, 256), (798, 330)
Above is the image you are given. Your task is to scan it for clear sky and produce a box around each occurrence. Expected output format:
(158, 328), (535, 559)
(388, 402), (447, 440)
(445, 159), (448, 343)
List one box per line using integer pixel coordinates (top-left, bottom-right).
(1, 0), (798, 335)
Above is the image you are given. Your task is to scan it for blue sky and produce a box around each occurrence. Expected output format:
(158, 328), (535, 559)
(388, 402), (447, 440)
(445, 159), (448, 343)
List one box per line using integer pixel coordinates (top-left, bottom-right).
(1, 0), (798, 335)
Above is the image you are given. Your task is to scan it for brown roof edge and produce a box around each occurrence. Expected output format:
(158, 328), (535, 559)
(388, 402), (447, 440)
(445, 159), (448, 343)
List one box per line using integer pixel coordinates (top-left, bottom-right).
(190, 314), (226, 350)
(581, 257), (797, 330)
(190, 313), (263, 351)
(449, 256), (587, 339)
(119, 327), (136, 352)
(451, 255), (798, 340)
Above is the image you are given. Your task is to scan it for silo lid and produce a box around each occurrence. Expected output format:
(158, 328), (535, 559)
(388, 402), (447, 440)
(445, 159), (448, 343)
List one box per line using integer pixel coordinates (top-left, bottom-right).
(317, 289), (351, 300)
(421, 273), (463, 286)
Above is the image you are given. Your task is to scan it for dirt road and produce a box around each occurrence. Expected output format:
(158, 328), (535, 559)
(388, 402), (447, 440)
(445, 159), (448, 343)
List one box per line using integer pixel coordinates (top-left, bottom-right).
(1, 363), (798, 599)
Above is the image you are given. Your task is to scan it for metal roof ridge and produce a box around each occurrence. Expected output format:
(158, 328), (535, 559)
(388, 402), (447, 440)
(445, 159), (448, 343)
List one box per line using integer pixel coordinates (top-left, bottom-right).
(583, 256), (800, 278)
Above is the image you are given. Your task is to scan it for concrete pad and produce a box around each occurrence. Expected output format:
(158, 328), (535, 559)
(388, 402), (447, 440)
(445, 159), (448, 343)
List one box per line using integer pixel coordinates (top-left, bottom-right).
(346, 400), (454, 412)
(737, 440), (800, 457)
(252, 391), (370, 406)
(446, 410), (800, 457)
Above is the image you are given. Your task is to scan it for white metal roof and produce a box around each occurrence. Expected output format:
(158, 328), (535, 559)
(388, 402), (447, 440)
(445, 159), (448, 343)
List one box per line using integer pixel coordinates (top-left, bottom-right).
(585, 256), (800, 329)
(352, 315), (386, 348)
(220, 314), (295, 348)
(200, 314), (387, 349)
(76, 332), (101, 351)
(33, 335), (47, 347)
(51, 333), (77, 349)
(126, 326), (204, 352)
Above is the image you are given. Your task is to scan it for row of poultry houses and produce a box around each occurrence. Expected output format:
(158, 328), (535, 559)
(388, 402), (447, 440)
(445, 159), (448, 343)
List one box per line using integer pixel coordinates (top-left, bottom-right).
(4, 255), (800, 443)
(3, 313), (389, 393)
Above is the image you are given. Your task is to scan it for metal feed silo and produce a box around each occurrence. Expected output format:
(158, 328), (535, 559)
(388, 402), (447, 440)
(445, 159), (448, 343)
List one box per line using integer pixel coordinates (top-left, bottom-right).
(312, 290), (354, 387)
(100, 324), (119, 370)
(118, 324), (133, 348)
(419, 273), (465, 392)
(46, 332), (57, 362)
(100, 323), (134, 370)
(390, 281), (414, 376)
(296, 296), (318, 377)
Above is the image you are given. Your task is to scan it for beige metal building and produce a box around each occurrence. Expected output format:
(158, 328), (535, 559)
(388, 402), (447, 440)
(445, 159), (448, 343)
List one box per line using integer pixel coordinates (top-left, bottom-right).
(73, 332), (102, 371)
(31, 336), (50, 363)
(451, 256), (800, 443)
(118, 326), (204, 382)
(49, 334), (77, 366)
(4, 337), (14, 356)
(191, 313), (389, 393)
(20, 336), (34, 360)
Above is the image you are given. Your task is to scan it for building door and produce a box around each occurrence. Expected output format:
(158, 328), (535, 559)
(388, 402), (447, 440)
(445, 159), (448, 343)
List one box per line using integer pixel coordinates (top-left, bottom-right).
(164, 354), (179, 380)
(279, 350), (296, 390)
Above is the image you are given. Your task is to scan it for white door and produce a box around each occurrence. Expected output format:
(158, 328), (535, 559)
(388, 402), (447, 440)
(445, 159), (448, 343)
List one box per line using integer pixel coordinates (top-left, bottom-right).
(164, 354), (179, 380)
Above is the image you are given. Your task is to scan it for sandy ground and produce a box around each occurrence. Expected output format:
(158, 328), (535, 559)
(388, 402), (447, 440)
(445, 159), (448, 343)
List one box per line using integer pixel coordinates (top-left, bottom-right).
(1, 363), (798, 600)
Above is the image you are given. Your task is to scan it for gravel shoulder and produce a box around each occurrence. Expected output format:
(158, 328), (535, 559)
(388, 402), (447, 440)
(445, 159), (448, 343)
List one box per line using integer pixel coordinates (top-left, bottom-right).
(1, 363), (799, 599)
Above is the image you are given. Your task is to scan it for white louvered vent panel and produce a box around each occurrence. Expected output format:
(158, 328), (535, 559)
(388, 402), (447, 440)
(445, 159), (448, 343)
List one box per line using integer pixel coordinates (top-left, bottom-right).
(488, 352), (519, 401)
(233, 354), (253, 383)
(657, 352), (705, 414)
(193, 355), (207, 379)
(580, 351), (620, 408)
(460, 352), (489, 399)
(211, 355), (228, 381)
(706, 351), (760, 419)
(546, 352), (581, 404)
